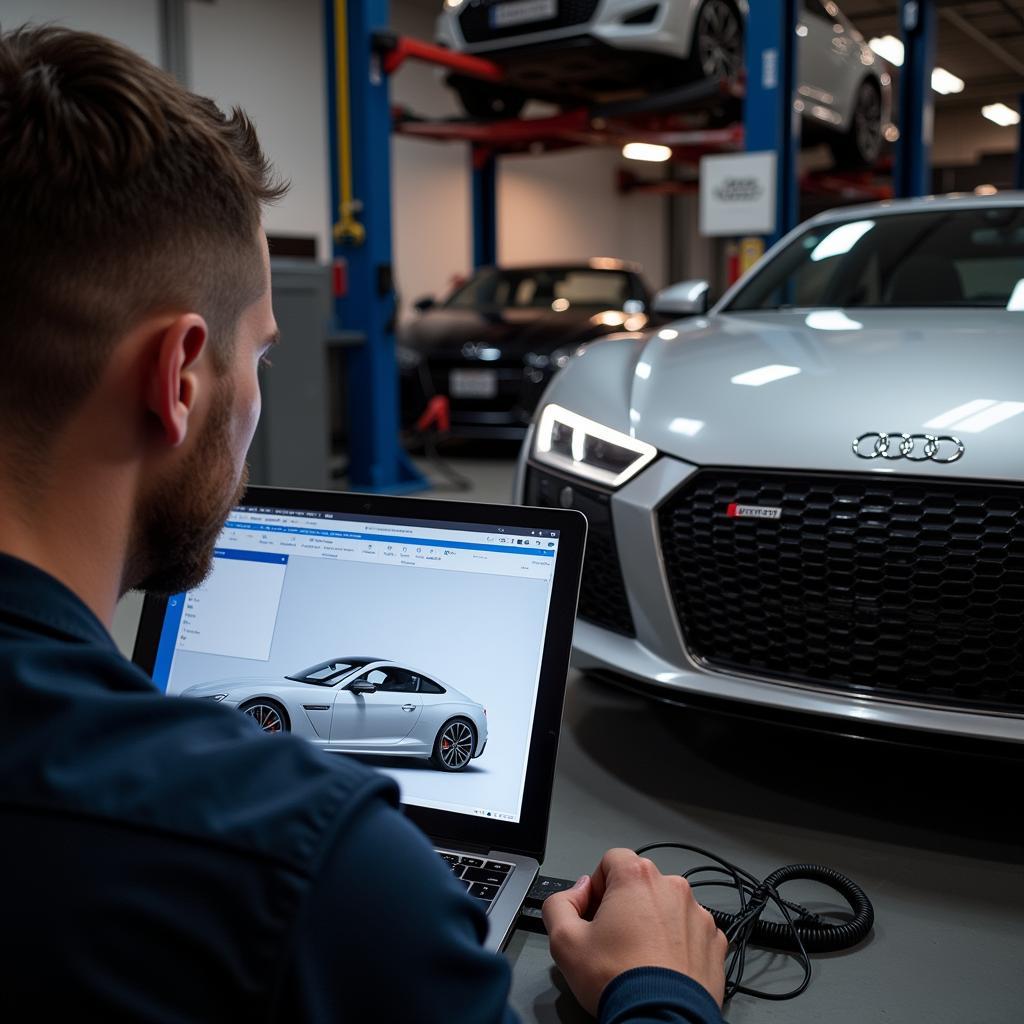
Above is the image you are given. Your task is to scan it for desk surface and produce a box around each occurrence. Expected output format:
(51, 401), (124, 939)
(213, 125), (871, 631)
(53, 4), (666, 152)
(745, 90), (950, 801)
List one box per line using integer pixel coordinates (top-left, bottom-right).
(504, 671), (1024, 1024)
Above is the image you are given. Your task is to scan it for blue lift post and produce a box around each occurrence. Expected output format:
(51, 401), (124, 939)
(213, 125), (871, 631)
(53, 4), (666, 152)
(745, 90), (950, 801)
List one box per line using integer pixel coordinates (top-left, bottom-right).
(895, 0), (936, 198)
(744, 0), (800, 245)
(471, 146), (498, 268)
(324, 0), (427, 493)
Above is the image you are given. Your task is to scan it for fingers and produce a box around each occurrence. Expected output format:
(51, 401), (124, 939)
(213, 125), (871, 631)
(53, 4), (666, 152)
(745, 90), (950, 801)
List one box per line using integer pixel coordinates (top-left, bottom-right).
(543, 874), (591, 950)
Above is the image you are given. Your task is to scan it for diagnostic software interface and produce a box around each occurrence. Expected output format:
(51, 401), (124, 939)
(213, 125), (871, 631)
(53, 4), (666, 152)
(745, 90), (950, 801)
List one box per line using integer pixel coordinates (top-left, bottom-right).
(150, 505), (560, 824)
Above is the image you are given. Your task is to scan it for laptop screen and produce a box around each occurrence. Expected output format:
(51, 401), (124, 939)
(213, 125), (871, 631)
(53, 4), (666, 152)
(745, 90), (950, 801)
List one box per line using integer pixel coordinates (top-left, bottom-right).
(148, 502), (561, 826)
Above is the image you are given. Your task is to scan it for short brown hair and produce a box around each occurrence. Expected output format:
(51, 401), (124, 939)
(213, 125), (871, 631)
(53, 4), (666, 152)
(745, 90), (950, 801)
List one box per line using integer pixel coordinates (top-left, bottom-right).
(0, 24), (287, 450)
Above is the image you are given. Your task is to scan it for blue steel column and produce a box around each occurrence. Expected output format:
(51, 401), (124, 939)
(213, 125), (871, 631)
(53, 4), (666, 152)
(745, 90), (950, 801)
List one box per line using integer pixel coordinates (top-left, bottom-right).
(744, 0), (800, 244)
(895, 0), (936, 198)
(325, 0), (426, 492)
(471, 146), (497, 268)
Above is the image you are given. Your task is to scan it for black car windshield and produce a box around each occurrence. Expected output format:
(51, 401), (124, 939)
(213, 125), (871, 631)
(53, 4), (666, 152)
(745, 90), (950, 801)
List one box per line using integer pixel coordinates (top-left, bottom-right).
(725, 207), (1024, 311)
(286, 658), (376, 686)
(445, 267), (637, 311)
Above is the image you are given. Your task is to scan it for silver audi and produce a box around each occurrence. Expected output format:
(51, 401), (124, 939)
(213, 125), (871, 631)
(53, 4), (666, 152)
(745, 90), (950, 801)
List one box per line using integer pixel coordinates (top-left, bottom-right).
(516, 194), (1024, 746)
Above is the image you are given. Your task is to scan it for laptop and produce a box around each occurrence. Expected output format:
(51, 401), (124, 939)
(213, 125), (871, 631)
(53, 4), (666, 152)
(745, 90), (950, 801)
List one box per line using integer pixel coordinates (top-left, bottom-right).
(131, 485), (586, 952)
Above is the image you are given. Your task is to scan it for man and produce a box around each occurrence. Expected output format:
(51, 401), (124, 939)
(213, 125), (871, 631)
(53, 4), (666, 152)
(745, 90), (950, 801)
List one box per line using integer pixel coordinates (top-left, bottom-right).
(0, 24), (727, 1022)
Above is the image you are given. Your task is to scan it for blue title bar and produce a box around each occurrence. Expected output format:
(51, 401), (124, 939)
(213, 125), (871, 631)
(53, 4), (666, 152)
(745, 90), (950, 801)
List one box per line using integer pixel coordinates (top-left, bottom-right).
(214, 548), (289, 565)
(222, 522), (555, 557)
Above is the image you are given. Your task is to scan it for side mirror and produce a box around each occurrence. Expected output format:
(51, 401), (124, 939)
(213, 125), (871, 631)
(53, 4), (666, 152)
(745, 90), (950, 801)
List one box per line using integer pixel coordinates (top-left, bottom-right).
(652, 280), (710, 318)
(413, 295), (436, 313)
(350, 680), (376, 694)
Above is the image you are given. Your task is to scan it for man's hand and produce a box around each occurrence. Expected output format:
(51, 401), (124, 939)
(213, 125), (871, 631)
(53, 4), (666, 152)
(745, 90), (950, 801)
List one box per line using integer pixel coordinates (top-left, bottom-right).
(543, 848), (728, 1017)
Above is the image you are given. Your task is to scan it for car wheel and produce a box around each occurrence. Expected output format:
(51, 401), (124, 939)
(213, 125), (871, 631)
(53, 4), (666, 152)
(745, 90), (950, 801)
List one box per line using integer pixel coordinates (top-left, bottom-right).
(689, 0), (744, 81)
(831, 79), (883, 168)
(449, 74), (526, 120)
(238, 698), (290, 734)
(431, 718), (476, 772)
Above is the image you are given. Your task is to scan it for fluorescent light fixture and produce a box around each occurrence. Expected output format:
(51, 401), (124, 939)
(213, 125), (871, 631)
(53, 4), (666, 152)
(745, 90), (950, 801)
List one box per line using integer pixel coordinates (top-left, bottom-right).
(533, 404), (658, 489)
(810, 220), (875, 261)
(592, 310), (627, 328)
(551, 298), (570, 312)
(658, 328), (679, 341)
(869, 35), (904, 66)
(975, 184), (999, 196)
(730, 364), (801, 387)
(669, 417), (705, 437)
(1007, 280), (1024, 311)
(931, 67), (964, 94)
(634, 361), (652, 379)
(982, 103), (1020, 126)
(804, 309), (863, 331)
(622, 142), (672, 162)
(477, 347), (501, 361)
(954, 401), (1024, 433)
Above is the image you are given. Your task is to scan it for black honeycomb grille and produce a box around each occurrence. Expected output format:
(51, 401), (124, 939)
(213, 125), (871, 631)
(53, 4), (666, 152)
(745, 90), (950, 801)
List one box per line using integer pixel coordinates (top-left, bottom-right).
(658, 470), (1024, 713)
(524, 466), (635, 637)
(459, 0), (599, 44)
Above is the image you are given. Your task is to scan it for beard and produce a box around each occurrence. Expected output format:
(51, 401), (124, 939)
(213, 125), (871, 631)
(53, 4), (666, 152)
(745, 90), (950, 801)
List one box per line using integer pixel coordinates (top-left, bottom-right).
(128, 386), (250, 597)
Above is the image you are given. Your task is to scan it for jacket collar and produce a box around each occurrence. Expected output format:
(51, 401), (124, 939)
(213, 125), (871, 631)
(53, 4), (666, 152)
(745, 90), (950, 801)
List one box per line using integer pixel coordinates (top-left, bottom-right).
(0, 552), (118, 651)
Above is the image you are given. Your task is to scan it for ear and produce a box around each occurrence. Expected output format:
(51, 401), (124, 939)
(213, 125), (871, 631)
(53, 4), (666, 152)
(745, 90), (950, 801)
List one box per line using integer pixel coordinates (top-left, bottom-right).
(146, 314), (210, 448)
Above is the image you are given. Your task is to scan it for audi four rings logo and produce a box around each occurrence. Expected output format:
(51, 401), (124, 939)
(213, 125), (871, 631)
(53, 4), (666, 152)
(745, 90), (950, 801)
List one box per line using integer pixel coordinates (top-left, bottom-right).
(852, 432), (965, 463)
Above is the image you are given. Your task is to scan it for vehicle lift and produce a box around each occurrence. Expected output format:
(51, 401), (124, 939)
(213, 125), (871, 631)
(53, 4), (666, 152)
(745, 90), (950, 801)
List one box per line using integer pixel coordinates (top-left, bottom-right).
(326, 0), (937, 490)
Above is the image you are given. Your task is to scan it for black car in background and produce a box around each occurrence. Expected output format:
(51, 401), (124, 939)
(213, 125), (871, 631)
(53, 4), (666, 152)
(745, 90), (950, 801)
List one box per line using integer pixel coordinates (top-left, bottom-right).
(399, 261), (652, 440)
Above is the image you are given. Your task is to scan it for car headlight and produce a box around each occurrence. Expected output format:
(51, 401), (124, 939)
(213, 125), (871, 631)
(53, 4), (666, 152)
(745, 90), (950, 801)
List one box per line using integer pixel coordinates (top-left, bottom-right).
(533, 404), (657, 489)
(200, 694), (228, 702)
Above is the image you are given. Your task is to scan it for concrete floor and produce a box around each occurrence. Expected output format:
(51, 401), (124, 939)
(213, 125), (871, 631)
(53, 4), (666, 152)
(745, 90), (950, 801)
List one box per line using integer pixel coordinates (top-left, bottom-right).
(113, 448), (1024, 1024)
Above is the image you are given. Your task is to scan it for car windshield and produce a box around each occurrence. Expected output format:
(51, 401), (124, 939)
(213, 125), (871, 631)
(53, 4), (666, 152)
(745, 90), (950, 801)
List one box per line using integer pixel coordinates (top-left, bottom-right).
(725, 207), (1024, 311)
(445, 267), (637, 311)
(286, 658), (375, 686)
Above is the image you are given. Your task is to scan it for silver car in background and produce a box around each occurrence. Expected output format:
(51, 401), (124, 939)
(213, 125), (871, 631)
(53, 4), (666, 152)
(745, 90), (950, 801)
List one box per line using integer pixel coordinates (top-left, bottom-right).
(438, 0), (891, 165)
(517, 194), (1024, 747)
(181, 657), (488, 771)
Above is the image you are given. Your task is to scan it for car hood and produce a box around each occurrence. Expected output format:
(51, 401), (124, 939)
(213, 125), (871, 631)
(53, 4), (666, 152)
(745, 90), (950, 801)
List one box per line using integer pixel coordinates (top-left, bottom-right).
(400, 307), (635, 358)
(179, 677), (286, 696)
(590, 310), (1023, 481)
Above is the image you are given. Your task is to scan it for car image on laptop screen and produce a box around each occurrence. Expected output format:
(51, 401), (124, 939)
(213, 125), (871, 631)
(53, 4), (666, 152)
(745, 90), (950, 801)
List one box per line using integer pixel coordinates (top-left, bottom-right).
(180, 657), (488, 772)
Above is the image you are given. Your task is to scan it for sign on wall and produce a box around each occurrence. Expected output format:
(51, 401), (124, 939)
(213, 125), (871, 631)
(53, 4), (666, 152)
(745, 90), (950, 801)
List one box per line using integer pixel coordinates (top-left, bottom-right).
(699, 152), (777, 237)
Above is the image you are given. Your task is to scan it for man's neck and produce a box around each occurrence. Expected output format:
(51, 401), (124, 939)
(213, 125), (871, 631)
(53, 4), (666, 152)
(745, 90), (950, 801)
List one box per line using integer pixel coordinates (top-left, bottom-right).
(0, 461), (134, 630)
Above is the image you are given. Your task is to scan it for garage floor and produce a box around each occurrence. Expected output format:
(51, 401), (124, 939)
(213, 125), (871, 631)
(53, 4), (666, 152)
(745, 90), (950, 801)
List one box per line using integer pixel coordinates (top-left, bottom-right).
(112, 450), (1024, 1024)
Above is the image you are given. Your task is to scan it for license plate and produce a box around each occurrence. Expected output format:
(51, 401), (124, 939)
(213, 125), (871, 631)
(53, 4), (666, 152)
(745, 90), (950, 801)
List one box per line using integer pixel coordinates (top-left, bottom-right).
(449, 369), (498, 399)
(490, 0), (557, 30)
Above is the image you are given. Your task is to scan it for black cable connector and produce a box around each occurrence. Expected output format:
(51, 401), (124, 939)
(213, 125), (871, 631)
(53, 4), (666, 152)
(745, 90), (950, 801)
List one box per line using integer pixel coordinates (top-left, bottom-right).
(635, 842), (874, 1002)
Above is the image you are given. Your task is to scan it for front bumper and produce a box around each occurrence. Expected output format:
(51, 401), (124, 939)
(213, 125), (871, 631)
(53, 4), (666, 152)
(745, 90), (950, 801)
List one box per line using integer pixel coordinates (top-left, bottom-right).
(521, 450), (1024, 746)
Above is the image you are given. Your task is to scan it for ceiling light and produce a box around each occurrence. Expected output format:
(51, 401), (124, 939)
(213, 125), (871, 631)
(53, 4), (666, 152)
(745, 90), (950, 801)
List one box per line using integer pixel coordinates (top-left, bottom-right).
(622, 142), (672, 162)
(869, 35), (903, 66)
(931, 68), (964, 95)
(982, 103), (1020, 126)
(730, 364), (801, 387)
(975, 184), (998, 196)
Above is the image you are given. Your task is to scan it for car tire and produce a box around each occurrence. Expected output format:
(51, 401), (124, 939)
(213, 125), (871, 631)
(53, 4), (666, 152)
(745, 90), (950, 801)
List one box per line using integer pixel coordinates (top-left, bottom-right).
(238, 698), (290, 734)
(687, 0), (744, 82)
(830, 78), (883, 168)
(449, 73), (526, 120)
(431, 717), (477, 772)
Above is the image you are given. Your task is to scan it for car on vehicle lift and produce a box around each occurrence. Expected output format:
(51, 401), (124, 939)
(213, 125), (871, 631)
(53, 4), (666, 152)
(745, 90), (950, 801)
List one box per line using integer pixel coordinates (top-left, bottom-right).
(516, 194), (1024, 749)
(437, 0), (892, 167)
(400, 260), (653, 440)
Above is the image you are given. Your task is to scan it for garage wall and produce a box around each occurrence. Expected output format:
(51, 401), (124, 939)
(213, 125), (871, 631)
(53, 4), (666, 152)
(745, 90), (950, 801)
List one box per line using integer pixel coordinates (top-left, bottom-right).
(0, 0), (160, 65)
(188, 0), (331, 260)
(933, 107), (1020, 168)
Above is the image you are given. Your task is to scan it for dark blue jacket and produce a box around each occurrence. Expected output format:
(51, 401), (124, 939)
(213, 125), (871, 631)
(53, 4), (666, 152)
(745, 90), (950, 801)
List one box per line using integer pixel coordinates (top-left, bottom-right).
(0, 554), (722, 1023)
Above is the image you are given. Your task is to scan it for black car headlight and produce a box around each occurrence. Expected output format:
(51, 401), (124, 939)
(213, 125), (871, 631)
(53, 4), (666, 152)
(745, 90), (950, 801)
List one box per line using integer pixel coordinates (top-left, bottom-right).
(533, 404), (657, 489)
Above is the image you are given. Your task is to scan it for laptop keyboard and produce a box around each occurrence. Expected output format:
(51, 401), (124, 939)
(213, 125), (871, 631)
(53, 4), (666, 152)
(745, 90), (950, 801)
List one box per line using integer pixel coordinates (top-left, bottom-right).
(436, 851), (513, 911)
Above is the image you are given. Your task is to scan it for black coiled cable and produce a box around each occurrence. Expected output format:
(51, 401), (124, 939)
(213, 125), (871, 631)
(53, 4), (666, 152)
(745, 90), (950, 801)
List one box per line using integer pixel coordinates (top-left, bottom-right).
(636, 842), (875, 1002)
